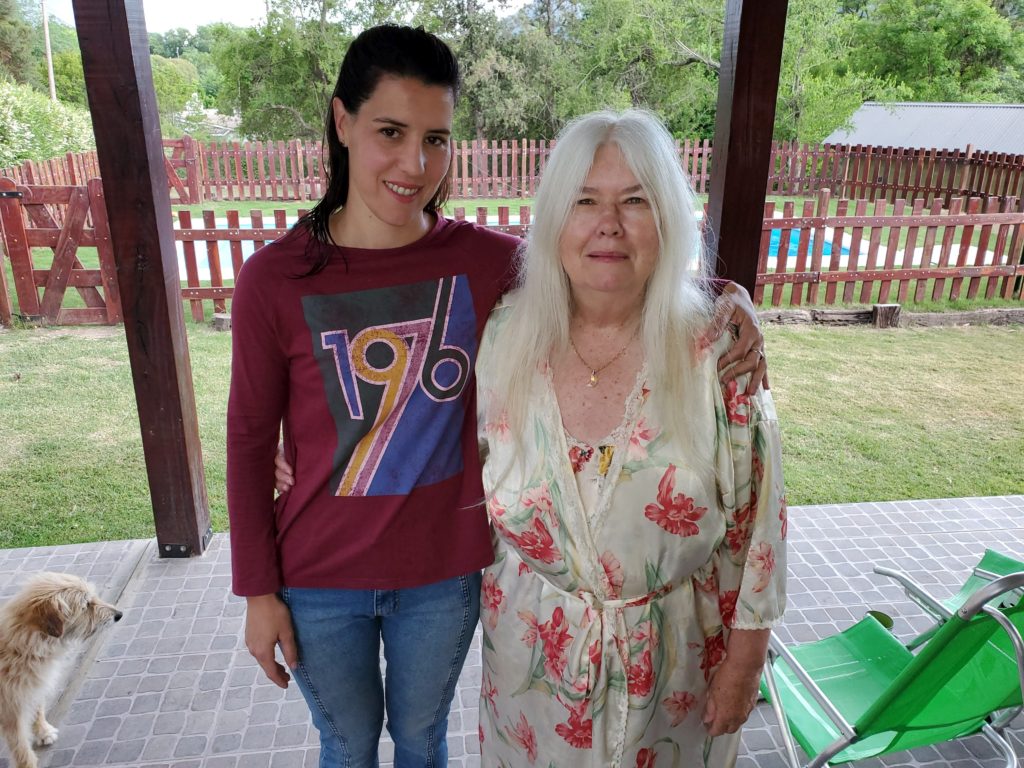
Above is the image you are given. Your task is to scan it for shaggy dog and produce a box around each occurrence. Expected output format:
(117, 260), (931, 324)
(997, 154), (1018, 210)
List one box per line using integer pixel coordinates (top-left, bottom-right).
(0, 572), (122, 768)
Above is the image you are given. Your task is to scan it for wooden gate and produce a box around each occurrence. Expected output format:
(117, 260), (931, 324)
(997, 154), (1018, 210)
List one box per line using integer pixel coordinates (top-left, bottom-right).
(0, 177), (122, 325)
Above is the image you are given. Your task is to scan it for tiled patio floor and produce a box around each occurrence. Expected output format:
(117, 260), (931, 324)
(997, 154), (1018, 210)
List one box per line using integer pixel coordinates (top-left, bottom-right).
(0, 495), (1022, 768)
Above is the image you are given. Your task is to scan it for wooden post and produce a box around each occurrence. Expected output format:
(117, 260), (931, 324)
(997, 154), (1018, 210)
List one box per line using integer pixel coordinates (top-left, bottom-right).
(0, 179), (42, 319)
(72, 0), (211, 557)
(0, 191), (13, 326)
(705, 0), (789, 294)
(872, 304), (901, 329)
(184, 135), (202, 204)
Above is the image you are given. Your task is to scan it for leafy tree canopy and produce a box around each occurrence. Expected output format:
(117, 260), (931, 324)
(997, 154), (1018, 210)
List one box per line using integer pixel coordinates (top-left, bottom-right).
(8, 0), (1024, 148)
(850, 0), (1023, 101)
(213, 1), (349, 139)
(50, 49), (85, 105)
(1, 0), (34, 83)
(151, 54), (200, 117)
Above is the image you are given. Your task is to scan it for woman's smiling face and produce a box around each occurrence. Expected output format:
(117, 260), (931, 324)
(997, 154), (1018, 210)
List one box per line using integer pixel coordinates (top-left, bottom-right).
(558, 143), (660, 306)
(333, 75), (454, 247)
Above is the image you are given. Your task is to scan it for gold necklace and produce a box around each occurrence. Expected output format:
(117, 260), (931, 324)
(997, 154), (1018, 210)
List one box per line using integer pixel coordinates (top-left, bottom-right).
(568, 328), (638, 388)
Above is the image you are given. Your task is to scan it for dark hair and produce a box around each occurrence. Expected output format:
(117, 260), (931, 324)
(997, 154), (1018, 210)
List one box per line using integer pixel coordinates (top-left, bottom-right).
(297, 25), (461, 274)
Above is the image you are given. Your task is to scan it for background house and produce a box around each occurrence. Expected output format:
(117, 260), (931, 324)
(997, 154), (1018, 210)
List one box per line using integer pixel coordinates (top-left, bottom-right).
(825, 102), (1024, 154)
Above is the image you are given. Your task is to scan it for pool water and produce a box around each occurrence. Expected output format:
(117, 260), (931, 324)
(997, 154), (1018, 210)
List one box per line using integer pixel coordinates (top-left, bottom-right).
(768, 228), (849, 259)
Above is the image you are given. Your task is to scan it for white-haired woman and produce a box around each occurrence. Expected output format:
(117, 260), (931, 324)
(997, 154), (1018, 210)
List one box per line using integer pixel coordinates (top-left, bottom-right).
(476, 110), (786, 767)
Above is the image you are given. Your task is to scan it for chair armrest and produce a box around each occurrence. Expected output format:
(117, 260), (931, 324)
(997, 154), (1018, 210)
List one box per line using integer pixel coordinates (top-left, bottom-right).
(959, 572), (1024, 618)
(961, 573), (1024, 711)
(873, 566), (953, 620)
(767, 633), (857, 740)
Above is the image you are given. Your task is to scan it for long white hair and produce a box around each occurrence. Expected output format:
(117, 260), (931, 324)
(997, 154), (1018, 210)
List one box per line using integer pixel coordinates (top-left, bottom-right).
(487, 109), (716, 466)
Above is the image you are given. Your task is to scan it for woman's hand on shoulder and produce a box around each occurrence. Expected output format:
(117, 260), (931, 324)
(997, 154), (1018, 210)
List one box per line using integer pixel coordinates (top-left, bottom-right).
(275, 446), (294, 494)
(702, 282), (768, 394)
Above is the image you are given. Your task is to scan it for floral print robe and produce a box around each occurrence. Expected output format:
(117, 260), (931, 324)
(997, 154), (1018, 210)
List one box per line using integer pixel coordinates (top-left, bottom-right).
(476, 309), (787, 768)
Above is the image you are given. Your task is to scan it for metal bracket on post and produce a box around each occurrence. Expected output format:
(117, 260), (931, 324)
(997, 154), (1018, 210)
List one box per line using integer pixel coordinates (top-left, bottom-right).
(0, 191), (24, 198)
(159, 526), (213, 558)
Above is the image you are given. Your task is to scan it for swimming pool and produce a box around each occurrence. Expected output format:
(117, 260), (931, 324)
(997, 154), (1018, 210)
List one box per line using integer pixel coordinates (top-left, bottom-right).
(767, 228), (849, 260)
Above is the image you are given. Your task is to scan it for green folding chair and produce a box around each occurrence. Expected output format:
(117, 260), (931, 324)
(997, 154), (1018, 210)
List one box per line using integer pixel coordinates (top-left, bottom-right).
(875, 549), (1024, 650)
(760, 562), (1024, 767)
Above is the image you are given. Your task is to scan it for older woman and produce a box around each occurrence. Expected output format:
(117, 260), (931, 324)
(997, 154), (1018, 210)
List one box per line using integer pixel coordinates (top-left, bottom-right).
(475, 110), (786, 767)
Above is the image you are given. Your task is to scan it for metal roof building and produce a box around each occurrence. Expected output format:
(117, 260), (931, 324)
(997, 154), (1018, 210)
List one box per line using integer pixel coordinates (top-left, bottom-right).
(824, 102), (1024, 154)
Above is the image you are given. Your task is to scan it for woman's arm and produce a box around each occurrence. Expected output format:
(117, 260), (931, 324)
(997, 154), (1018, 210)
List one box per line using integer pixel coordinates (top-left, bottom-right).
(226, 261), (289, 597)
(704, 360), (787, 734)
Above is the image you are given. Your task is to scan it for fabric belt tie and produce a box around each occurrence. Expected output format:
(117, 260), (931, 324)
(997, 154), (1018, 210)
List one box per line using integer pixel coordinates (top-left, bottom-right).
(508, 546), (678, 766)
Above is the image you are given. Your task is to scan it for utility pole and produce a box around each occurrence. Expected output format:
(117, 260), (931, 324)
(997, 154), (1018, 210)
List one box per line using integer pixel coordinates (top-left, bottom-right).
(41, 0), (57, 101)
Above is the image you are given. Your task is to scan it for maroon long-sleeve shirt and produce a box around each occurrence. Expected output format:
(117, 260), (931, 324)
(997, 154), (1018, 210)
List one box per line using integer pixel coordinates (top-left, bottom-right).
(226, 217), (518, 595)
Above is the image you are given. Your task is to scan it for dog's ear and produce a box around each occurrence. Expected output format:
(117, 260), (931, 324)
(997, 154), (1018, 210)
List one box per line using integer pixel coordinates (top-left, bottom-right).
(30, 600), (65, 638)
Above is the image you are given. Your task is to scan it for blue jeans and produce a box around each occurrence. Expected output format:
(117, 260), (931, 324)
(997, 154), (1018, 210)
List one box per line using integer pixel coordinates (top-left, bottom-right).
(281, 572), (481, 768)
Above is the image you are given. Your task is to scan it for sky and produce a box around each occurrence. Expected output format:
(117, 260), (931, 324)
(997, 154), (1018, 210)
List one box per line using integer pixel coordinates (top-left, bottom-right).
(45, 0), (528, 33)
(46, 0), (266, 32)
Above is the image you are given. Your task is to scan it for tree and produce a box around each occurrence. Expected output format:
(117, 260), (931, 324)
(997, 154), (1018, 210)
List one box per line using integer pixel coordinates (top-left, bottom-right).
(151, 54), (200, 118)
(50, 49), (86, 105)
(414, 0), (515, 138)
(149, 27), (193, 58)
(774, 0), (911, 142)
(457, 20), (536, 138)
(850, 0), (1023, 101)
(35, 15), (77, 55)
(1, 0), (34, 84)
(496, 18), (578, 138)
(563, 0), (724, 137)
(213, 2), (350, 139)
(182, 49), (221, 108)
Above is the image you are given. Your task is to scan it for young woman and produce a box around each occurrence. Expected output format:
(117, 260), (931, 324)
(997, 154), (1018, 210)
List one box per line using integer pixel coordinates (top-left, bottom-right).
(229, 24), (768, 768)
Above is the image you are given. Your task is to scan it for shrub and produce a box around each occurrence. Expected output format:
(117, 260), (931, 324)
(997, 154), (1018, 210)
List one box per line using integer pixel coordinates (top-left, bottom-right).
(0, 80), (94, 169)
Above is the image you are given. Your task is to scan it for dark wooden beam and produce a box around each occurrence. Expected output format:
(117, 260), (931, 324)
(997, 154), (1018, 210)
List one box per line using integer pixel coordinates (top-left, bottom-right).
(72, 0), (211, 557)
(706, 0), (789, 293)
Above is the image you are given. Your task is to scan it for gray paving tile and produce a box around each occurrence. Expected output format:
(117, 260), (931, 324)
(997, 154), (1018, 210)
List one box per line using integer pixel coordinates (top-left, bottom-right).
(0, 496), (1021, 767)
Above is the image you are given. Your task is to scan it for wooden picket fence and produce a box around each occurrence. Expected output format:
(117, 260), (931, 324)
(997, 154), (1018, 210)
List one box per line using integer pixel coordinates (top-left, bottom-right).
(198, 139), (321, 201)
(1, 137), (203, 206)
(2, 179), (1021, 327)
(836, 145), (1024, 206)
(6, 139), (1022, 207)
(753, 189), (1024, 307)
(0, 150), (100, 188)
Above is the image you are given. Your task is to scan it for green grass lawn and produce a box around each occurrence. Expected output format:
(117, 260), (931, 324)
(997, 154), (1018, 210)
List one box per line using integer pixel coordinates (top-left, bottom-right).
(0, 322), (1021, 549)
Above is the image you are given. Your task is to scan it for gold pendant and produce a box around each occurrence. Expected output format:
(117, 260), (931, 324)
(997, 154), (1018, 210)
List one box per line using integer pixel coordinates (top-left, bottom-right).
(588, 371), (598, 387)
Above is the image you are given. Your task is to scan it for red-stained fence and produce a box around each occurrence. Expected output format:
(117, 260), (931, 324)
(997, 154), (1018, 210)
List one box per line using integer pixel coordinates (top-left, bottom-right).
(0, 178), (121, 326)
(1, 138), (202, 206)
(752, 190), (1024, 307)
(2, 181), (1021, 326)
(9, 139), (1021, 206)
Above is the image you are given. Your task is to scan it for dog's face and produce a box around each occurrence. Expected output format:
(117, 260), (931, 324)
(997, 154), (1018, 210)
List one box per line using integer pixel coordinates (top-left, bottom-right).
(17, 572), (122, 642)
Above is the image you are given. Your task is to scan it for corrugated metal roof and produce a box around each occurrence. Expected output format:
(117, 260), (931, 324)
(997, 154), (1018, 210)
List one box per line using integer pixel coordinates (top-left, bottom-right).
(824, 102), (1024, 155)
